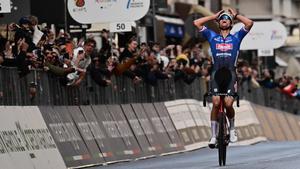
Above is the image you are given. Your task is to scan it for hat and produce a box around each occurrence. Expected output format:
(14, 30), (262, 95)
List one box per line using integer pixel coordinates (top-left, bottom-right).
(217, 12), (233, 22)
(19, 17), (31, 25)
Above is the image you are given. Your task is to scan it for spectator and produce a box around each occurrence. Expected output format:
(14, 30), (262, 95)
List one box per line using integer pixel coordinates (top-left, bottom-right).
(13, 16), (36, 53)
(258, 69), (276, 89)
(66, 38), (96, 86)
(90, 56), (113, 86)
(99, 29), (111, 64)
(116, 37), (142, 83)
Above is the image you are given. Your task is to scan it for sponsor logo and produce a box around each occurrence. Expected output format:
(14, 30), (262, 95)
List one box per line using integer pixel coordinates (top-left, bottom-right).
(95, 0), (117, 10)
(75, 0), (85, 7)
(216, 43), (233, 51)
(271, 30), (283, 40)
(214, 37), (223, 42)
(127, 0), (144, 9)
(216, 53), (232, 57)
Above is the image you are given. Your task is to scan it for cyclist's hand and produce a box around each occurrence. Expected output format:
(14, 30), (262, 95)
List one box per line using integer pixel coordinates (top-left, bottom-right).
(214, 10), (225, 20)
(228, 8), (237, 17)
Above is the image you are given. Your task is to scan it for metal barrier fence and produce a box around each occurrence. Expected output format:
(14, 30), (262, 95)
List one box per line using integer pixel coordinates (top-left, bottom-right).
(0, 67), (299, 114)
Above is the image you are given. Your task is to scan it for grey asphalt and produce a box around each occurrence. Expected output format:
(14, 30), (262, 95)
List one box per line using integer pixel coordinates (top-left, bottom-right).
(88, 141), (300, 169)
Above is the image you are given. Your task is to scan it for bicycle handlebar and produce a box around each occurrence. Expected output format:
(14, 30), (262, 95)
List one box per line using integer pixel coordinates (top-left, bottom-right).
(203, 92), (240, 107)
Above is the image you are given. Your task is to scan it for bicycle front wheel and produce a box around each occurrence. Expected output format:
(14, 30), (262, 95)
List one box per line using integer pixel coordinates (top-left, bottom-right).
(218, 112), (227, 166)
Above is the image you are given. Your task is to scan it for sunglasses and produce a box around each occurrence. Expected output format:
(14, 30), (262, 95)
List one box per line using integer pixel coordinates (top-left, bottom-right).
(219, 15), (231, 21)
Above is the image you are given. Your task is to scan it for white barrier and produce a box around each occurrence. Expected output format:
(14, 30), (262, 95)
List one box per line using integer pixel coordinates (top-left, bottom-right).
(165, 99), (267, 150)
(0, 106), (66, 169)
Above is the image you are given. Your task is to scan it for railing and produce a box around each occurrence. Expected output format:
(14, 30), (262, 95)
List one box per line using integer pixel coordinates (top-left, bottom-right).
(0, 67), (299, 114)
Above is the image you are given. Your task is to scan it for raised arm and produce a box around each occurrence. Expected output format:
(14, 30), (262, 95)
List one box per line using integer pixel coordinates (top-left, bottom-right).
(228, 8), (253, 31)
(193, 10), (224, 30)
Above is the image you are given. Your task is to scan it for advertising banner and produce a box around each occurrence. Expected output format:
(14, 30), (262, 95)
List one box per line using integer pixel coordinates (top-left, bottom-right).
(231, 21), (287, 50)
(0, 106), (66, 169)
(164, 100), (201, 146)
(153, 102), (184, 151)
(142, 103), (175, 153)
(106, 105), (141, 158)
(39, 106), (93, 168)
(68, 0), (150, 23)
(66, 106), (105, 164)
(80, 106), (116, 162)
(92, 105), (132, 160)
(121, 104), (153, 156)
(131, 103), (163, 154)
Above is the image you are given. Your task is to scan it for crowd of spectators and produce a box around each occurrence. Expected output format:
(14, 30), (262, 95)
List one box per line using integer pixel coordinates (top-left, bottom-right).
(0, 15), (299, 100)
(238, 61), (300, 100)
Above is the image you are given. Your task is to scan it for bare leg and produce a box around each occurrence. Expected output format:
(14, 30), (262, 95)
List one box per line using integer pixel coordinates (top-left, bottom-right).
(224, 96), (235, 129)
(211, 96), (221, 137)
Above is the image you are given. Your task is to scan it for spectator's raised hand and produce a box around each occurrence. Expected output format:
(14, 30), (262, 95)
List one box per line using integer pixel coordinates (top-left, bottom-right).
(4, 41), (13, 59)
(17, 38), (29, 54)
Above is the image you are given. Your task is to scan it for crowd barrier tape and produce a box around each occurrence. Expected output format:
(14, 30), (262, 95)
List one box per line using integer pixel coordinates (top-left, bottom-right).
(0, 106), (66, 169)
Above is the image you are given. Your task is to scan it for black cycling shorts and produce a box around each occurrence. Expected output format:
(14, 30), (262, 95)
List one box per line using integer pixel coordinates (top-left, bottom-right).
(210, 67), (237, 95)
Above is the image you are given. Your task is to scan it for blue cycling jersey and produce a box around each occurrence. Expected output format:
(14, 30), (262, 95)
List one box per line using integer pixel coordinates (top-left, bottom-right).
(199, 26), (249, 71)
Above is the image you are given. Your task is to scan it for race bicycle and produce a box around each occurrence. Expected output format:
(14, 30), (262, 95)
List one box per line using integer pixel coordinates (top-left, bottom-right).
(203, 92), (239, 166)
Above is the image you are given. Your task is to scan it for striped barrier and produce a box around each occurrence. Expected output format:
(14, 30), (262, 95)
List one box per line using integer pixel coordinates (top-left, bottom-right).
(0, 100), (298, 169)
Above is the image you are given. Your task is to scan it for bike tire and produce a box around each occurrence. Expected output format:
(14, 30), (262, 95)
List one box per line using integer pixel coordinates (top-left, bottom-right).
(218, 112), (227, 166)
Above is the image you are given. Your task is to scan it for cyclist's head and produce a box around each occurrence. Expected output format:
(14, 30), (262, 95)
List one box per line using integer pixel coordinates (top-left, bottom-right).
(217, 12), (233, 30)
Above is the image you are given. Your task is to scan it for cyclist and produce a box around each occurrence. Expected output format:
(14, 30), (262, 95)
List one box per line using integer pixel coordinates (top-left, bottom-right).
(193, 8), (253, 148)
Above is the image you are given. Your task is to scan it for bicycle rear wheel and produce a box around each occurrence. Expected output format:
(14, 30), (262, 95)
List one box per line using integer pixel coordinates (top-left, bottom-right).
(218, 112), (227, 166)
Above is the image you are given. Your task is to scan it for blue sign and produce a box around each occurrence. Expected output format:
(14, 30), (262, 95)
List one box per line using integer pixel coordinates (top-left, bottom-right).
(164, 23), (184, 38)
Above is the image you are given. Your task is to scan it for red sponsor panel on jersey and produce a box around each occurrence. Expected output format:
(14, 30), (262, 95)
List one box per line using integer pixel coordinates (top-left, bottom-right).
(216, 43), (233, 51)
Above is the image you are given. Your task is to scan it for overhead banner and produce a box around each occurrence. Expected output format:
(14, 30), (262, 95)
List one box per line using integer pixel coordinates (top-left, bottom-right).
(231, 21), (287, 50)
(67, 0), (150, 23)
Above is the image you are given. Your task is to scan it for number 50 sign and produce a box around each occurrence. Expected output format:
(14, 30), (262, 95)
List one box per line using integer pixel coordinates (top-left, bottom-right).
(109, 22), (133, 33)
